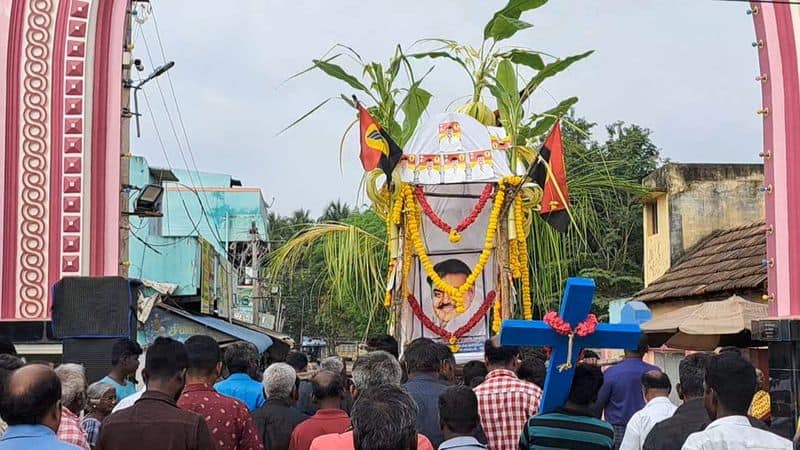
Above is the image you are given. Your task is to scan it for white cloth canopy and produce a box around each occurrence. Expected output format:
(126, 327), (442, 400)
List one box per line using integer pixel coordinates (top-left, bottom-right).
(400, 112), (512, 184)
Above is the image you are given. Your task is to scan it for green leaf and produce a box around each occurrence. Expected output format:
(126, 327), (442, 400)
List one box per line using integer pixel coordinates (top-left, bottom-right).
(486, 15), (533, 42)
(496, 59), (518, 101)
(525, 97), (578, 138)
(340, 94), (355, 108)
(484, 0), (547, 40)
(277, 97), (334, 136)
(521, 50), (594, 101)
(285, 54), (342, 84)
(500, 49), (545, 70)
(406, 51), (474, 83)
(400, 85), (432, 146)
(312, 58), (372, 96)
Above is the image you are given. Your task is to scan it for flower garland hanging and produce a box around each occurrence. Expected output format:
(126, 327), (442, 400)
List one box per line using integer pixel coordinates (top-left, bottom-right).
(404, 182), (506, 314)
(513, 190), (533, 320)
(543, 311), (599, 372)
(414, 184), (494, 243)
(492, 294), (502, 333)
(384, 184), (409, 307)
(407, 291), (497, 352)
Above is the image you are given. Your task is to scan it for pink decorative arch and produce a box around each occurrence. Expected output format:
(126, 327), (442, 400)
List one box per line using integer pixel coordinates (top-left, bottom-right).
(0, 0), (125, 320)
(751, 1), (800, 316)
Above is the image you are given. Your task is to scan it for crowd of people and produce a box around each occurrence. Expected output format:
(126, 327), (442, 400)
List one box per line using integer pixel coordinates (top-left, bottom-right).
(0, 334), (794, 450)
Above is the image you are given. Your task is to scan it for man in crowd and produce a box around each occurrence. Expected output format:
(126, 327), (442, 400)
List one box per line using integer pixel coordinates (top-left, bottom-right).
(100, 338), (142, 402)
(620, 370), (676, 450)
(683, 353), (791, 449)
(438, 386), (486, 450)
(215, 342), (265, 411)
(0, 355), (24, 437)
(519, 364), (614, 449)
(517, 356), (546, 390)
(435, 343), (457, 383)
(288, 351), (316, 415)
(351, 384), (420, 450)
(0, 364), (79, 449)
(251, 363), (308, 450)
(643, 353), (710, 450)
(403, 339), (450, 448)
(310, 351), (434, 450)
(178, 335), (263, 450)
(54, 364), (90, 449)
(474, 337), (541, 450)
(366, 334), (399, 358)
(594, 335), (658, 448)
(0, 338), (16, 356)
(462, 361), (487, 389)
(97, 337), (214, 450)
(289, 370), (349, 450)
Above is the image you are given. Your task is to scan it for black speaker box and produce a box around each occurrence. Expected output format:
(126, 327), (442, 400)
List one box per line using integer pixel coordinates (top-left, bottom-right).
(52, 276), (138, 338)
(62, 338), (136, 384)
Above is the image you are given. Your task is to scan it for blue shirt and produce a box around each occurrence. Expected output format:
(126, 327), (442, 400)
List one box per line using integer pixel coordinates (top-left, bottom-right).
(0, 424), (81, 450)
(594, 358), (659, 427)
(403, 374), (449, 449)
(214, 372), (265, 411)
(100, 375), (138, 401)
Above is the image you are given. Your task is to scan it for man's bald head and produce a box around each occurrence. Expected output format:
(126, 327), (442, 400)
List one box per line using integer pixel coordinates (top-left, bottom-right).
(0, 364), (62, 428)
(311, 369), (344, 403)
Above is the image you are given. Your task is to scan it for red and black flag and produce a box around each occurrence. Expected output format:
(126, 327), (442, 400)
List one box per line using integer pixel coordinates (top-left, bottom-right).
(531, 121), (571, 233)
(357, 99), (403, 184)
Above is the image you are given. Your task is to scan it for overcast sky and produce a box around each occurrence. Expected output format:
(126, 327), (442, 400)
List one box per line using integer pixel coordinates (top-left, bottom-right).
(132, 0), (761, 216)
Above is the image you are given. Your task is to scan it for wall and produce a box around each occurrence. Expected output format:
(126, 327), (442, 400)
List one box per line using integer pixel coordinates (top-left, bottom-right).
(643, 194), (671, 286)
(642, 164), (764, 288)
(0, 0), (128, 320)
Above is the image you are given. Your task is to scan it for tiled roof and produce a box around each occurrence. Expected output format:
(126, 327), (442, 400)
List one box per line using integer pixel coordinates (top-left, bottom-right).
(635, 222), (766, 303)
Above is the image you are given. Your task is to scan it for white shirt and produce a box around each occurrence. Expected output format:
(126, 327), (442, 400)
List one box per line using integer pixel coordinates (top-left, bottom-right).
(620, 396), (677, 450)
(111, 389), (144, 413)
(682, 415), (792, 450)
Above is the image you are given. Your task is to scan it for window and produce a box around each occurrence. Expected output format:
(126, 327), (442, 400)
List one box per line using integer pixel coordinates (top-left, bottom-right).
(649, 201), (659, 235)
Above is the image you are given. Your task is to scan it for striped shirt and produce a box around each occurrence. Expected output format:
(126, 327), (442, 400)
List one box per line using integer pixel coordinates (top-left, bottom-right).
(519, 408), (614, 450)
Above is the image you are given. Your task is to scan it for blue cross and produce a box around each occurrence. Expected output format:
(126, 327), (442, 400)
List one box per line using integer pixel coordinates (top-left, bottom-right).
(500, 277), (642, 413)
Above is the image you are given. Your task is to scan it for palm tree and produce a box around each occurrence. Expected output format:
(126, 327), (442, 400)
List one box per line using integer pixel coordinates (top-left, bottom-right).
(319, 201), (353, 222)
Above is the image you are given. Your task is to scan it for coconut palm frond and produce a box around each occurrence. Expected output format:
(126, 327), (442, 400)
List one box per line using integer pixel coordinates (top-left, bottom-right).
(265, 220), (387, 319)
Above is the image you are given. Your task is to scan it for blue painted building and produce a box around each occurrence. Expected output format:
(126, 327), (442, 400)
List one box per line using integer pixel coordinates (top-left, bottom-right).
(127, 157), (290, 355)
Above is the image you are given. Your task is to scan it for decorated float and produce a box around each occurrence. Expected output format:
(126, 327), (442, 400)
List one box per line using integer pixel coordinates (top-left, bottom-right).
(271, 0), (645, 379)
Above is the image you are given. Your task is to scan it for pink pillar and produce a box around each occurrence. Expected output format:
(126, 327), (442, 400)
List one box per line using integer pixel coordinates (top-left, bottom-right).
(752, 2), (800, 317)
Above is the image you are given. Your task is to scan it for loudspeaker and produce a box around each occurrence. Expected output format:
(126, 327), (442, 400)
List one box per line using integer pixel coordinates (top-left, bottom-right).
(52, 277), (138, 338)
(62, 338), (132, 384)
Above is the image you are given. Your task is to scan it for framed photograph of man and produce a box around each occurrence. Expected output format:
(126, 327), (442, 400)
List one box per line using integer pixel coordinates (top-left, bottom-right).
(400, 252), (495, 360)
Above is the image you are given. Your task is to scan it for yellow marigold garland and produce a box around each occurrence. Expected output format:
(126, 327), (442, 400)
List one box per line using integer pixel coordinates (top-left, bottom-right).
(498, 176), (533, 321)
(405, 182), (506, 314)
(513, 186), (533, 320)
(492, 293), (502, 333)
(384, 184), (409, 307)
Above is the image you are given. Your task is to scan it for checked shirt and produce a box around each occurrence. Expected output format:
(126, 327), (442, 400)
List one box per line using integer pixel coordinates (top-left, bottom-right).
(473, 369), (541, 450)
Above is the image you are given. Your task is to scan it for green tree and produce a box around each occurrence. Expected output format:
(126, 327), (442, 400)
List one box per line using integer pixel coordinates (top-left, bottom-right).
(319, 201), (353, 222)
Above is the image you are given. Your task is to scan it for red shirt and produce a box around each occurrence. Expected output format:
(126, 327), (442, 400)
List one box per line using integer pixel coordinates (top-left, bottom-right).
(177, 383), (264, 450)
(473, 369), (542, 450)
(289, 409), (350, 450)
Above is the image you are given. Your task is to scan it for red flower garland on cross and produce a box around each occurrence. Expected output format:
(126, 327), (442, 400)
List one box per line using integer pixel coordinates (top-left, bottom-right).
(406, 291), (497, 352)
(414, 184), (494, 243)
(542, 311), (599, 372)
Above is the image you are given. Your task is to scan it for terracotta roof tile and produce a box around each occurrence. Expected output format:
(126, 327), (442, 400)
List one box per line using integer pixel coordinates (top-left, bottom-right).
(635, 222), (767, 303)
